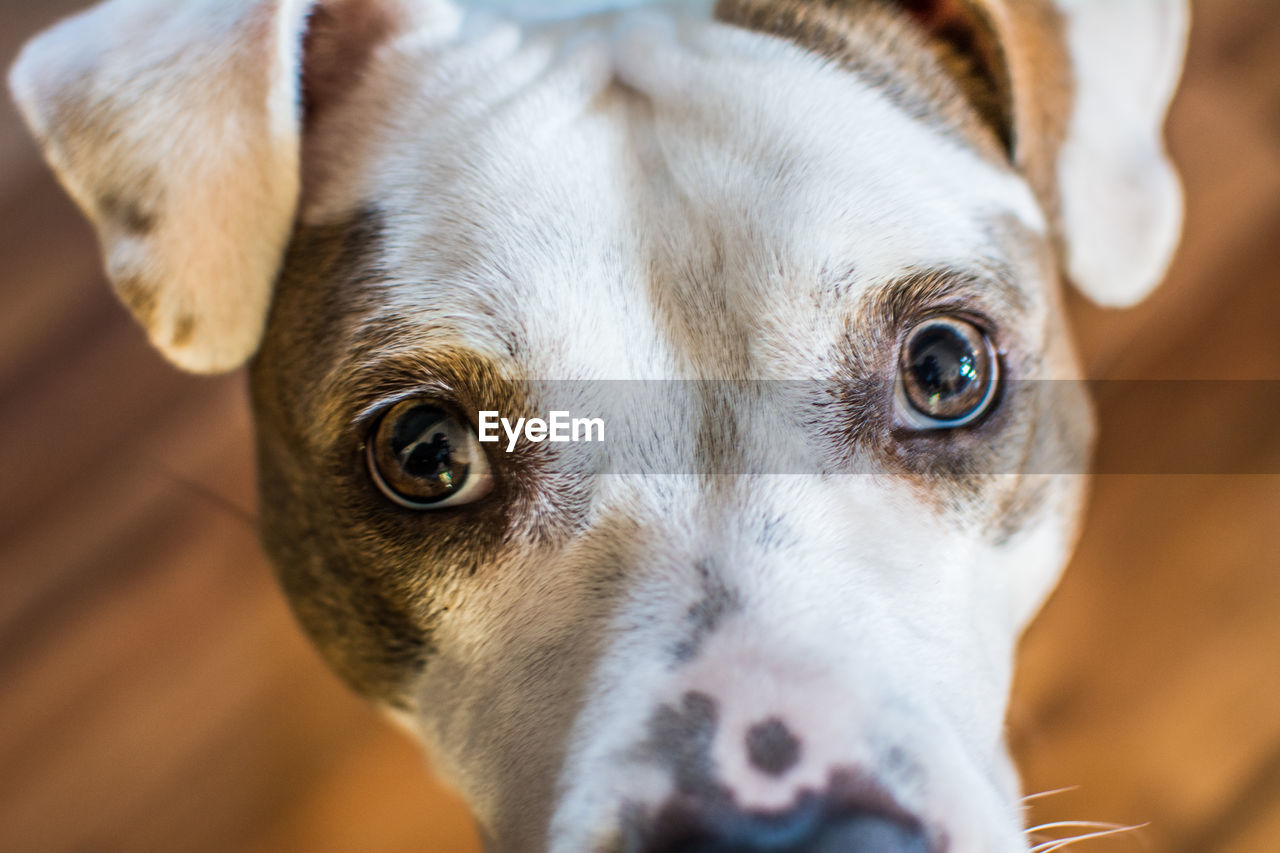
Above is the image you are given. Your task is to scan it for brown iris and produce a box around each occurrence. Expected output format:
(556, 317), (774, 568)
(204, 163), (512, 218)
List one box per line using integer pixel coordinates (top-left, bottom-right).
(898, 316), (999, 428)
(367, 399), (492, 509)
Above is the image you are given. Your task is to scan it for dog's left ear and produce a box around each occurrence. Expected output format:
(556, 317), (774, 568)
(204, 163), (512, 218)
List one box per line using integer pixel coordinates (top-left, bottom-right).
(9, 0), (442, 373)
(903, 0), (1191, 306)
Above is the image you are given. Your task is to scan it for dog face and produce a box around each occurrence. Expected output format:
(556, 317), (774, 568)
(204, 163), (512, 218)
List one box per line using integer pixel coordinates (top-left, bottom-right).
(11, 1), (1188, 850)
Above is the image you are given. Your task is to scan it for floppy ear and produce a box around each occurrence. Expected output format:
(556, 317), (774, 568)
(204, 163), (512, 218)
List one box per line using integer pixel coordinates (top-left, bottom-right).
(900, 0), (1190, 306)
(8, 0), (432, 373)
(1050, 0), (1190, 306)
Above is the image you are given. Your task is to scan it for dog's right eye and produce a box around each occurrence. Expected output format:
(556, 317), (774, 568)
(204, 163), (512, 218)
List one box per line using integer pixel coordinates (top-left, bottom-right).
(366, 400), (493, 510)
(895, 316), (1000, 429)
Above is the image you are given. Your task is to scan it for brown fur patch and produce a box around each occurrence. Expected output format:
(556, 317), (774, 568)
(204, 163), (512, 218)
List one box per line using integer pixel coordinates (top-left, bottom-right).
(98, 190), (157, 235)
(252, 210), (441, 704)
(989, 0), (1074, 251)
(114, 276), (158, 328)
(250, 210), (595, 704)
(170, 314), (197, 349)
(302, 1), (399, 127)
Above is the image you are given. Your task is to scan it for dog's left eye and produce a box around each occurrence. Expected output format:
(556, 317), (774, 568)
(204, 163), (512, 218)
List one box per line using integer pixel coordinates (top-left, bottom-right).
(367, 400), (493, 510)
(895, 316), (1000, 429)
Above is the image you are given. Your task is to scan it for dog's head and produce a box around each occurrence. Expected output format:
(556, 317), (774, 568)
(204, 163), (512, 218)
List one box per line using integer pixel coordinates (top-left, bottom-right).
(11, 0), (1188, 849)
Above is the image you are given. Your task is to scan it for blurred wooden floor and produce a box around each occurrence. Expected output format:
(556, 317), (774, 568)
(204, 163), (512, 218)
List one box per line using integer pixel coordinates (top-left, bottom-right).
(1, 1), (1278, 851)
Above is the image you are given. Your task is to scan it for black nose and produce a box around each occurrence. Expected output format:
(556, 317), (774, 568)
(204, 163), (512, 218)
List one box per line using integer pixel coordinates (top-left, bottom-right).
(645, 799), (931, 853)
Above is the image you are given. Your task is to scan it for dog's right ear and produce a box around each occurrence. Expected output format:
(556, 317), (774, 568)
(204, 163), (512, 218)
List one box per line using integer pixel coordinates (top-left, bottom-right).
(891, 0), (1191, 308)
(9, 0), (452, 374)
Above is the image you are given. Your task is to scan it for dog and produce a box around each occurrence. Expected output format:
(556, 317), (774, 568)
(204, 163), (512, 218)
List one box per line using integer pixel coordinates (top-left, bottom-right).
(10, 0), (1189, 850)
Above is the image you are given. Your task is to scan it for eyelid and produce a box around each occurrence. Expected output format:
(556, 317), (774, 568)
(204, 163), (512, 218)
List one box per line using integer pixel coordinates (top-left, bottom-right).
(899, 307), (997, 342)
(353, 385), (460, 436)
(339, 348), (526, 446)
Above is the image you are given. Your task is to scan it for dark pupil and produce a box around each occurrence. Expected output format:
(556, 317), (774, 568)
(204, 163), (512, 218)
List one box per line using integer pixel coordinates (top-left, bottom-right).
(391, 406), (466, 492)
(909, 326), (977, 400)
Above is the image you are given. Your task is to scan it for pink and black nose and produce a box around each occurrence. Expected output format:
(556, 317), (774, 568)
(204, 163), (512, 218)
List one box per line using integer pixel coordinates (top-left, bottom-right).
(636, 795), (931, 853)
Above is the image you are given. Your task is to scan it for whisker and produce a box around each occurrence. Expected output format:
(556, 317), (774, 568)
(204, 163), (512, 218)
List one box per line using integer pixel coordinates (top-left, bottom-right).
(153, 461), (258, 528)
(1029, 823), (1148, 852)
(1023, 786), (1081, 804)
(1026, 820), (1128, 835)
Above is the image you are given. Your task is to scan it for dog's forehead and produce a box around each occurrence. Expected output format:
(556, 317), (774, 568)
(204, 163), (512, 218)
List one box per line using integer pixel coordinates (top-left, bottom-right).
(302, 9), (1048, 379)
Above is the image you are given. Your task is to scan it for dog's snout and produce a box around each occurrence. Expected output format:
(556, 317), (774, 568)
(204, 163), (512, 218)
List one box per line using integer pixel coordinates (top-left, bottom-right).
(633, 692), (934, 852)
(642, 798), (931, 853)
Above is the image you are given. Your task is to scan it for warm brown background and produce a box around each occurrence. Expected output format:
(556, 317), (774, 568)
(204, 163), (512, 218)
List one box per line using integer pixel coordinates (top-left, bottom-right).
(2, 1), (1277, 851)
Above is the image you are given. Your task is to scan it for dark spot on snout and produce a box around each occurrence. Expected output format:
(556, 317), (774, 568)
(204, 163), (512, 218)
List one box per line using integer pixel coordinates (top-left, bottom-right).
(99, 191), (157, 235)
(623, 691), (729, 851)
(672, 561), (742, 664)
(643, 691), (726, 803)
(745, 717), (802, 777)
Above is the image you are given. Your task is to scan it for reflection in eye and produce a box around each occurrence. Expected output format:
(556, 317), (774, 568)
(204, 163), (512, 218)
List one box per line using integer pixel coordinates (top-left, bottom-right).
(368, 400), (493, 509)
(897, 316), (999, 429)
